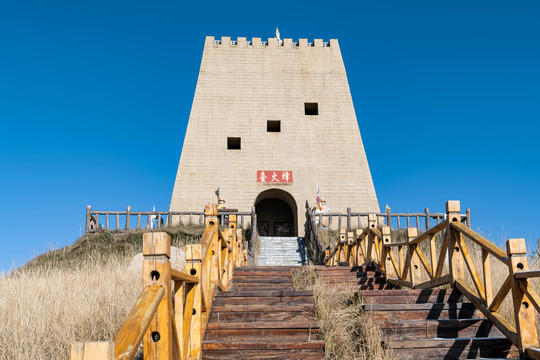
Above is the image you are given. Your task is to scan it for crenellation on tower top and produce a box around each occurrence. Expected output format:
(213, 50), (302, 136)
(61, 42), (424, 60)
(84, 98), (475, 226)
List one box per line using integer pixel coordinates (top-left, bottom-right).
(207, 35), (334, 48)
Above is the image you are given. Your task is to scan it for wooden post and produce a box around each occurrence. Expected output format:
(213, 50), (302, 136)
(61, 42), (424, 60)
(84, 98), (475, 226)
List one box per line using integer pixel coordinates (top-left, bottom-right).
(71, 342), (114, 360)
(381, 226), (391, 278)
(116, 213), (120, 230)
(447, 200), (465, 284)
(106, 214), (109, 230)
(85, 205), (92, 233)
(424, 208), (430, 230)
(185, 243), (202, 359)
(142, 232), (173, 360)
(482, 248), (493, 306)
(250, 206), (256, 243)
(167, 207), (172, 227)
(126, 206), (131, 230)
(366, 214), (377, 262)
(407, 228), (419, 287)
(466, 208), (471, 227)
(347, 208), (351, 230)
(386, 209), (391, 229)
(506, 238), (539, 354)
(137, 214), (141, 229)
(347, 231), (354, 264)
(396, 216), (400, 229)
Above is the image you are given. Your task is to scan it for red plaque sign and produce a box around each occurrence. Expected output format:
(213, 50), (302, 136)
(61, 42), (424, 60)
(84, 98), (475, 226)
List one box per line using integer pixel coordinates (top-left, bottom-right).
(257, 171), (293, 183)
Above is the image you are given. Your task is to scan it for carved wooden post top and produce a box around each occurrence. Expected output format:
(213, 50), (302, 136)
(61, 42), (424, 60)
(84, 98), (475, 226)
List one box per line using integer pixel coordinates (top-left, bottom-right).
(185, 244), (202, 262)
(446, 200), (461, 214)
(506, 238), (527, 256)
(205, 203), (218, 216)
(142, 232), (171, 258)
(406, 227), (418, 240)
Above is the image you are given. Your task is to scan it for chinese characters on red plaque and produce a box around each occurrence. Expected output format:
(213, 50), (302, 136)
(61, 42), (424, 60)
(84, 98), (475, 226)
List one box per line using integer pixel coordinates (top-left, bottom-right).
(257, 171), (293, 183)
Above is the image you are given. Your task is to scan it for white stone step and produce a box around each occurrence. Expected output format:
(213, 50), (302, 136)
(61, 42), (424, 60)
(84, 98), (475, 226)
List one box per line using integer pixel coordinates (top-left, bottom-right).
(257, 237), (307, 266)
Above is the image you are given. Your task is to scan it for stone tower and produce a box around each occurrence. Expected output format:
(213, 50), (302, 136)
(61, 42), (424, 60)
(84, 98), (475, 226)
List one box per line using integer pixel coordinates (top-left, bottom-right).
(170, 35), (379, 236)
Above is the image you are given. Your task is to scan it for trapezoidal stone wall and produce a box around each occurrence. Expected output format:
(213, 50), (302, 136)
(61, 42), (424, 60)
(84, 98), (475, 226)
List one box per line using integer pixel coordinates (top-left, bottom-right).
(170, 35), (379, 236)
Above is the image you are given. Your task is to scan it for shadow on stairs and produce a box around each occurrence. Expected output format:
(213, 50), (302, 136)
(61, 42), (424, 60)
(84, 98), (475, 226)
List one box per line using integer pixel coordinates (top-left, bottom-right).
(315, 265), (519, 359)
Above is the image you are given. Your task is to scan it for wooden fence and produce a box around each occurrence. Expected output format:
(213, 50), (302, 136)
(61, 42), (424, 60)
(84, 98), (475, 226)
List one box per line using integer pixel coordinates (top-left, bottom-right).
(308, 205), (470, 232)
(324, 200), (540, 358)
(72, 204), (248, 360)
(85, 205), (255, 234)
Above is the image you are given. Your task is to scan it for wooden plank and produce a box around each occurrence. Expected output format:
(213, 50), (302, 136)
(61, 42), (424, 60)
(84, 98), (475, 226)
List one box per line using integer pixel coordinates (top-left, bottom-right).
(489, 274), (512, 312)
(388, 248), (401, 278)
(434, 231), (448, 278)
(506, 238), (538, 350)
(519, 280), (540, 314)
(182, 283), (196, 360)
(456, 233), (486, 300)
(414, 246), (434, 280)
(414, 274), (451, 289)
(482, 249), (493, 306)
(451, 222), (509, 264)
(143, 235), (173, 360)
(526, 348), (540, 360)
(515, 270), (540, 279)
(455, 280), (518, 346)
(406, 228), (419, 286)
(171, 269), (199, 283)
(114, 286), (164, 360)
(429, 234), (436, 278)
(387, 278), (412, 288)
(71, 342), (114, 360)
(410, 220), (447, 245)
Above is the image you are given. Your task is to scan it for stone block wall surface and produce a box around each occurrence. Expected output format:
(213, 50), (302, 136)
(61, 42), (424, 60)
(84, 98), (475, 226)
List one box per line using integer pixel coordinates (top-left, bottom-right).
(170, 36), (379, 236)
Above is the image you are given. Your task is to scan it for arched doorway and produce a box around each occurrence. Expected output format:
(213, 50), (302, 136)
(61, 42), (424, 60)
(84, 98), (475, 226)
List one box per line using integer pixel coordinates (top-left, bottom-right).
(255, 189), (297, 236)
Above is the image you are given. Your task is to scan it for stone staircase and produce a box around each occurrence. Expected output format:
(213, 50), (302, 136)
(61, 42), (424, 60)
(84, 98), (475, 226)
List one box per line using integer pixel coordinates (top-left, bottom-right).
(257, 236), (307, 266)
(316, 266), (519, 359)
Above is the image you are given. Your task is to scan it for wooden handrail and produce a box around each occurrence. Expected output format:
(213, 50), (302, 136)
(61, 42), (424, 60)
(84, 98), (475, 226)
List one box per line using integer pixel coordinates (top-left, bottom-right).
(114, 285), (165, 360)
(324, 200), (540, 357)
(72, 203), (248, 360)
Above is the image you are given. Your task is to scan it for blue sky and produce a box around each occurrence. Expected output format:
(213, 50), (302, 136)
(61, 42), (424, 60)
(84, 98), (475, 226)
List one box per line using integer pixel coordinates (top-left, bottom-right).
(1, 0), (539, 270)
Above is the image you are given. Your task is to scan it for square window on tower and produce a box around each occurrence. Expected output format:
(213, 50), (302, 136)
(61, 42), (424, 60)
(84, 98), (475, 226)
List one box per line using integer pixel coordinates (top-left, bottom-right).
(267, 120), (281, 132)
(304, 102), (318, 115)
(227, 137), (241, 150)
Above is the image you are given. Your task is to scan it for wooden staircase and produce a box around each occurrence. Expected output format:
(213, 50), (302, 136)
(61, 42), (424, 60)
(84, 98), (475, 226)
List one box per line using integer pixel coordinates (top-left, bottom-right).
(203, 266), (325, 359)
(316, 265), (519, 359)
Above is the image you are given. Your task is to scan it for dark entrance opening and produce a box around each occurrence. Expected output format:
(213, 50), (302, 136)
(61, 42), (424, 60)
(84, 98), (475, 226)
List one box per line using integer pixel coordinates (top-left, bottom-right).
(255, 189), (297, 237)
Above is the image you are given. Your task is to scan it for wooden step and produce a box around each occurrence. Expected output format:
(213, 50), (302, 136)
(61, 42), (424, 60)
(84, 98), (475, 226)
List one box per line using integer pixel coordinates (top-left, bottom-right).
(211, 303), (317, 313)
(231, 276), (294, 283)
(388, 338), (518, 359)
(202, 348), (325, 360)
(379, 318), (504, 339)
(216, 289), (313, 297)
(359, 288), (463, 304)
(209, 309), (316, 322)
(366, 302), (481, 320)
(204, 328), (321, 341)
(203, 340), (325, 350)
(230, 283), (294, 291)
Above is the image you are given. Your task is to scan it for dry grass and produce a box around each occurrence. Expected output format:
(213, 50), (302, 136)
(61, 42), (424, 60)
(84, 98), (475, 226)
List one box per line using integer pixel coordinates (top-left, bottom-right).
(0, 253), (140, 360)
(0, 225), (206, 360)
(293, 267), (397, 360)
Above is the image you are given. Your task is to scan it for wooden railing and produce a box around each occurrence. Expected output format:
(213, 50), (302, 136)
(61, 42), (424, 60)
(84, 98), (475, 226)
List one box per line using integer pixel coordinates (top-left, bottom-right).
(308, 206), (470, 232)
(72, 204), (248, 360)
(324, 200), (540, 358)
(85, 205), (255, 234)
